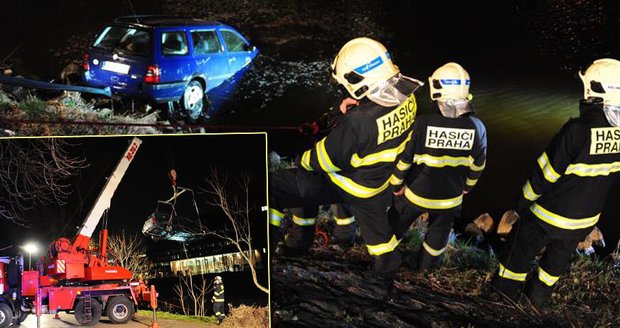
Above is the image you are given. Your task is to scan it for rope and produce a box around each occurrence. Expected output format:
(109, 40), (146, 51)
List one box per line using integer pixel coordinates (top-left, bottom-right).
(0, 118), (300, 132)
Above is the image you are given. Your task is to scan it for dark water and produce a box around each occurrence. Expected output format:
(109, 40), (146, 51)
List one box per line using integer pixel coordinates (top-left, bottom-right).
(2, 0), (620, 253)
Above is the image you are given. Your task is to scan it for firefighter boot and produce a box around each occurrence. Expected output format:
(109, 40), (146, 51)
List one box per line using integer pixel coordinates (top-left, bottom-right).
(417, 248), (444, 273)
(490, 274), (524, 303)
(370, 250), (402, 297)
(331, 222), (357, 246)
(283, 224), (314, 254)
(525, 278), (553, 309)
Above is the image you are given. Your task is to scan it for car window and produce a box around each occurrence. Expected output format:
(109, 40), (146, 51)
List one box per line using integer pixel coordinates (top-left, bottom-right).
(93, 25), (151, 56)
(220, 30), (248, 52)
(191, 30), (222, 55)
(161, 31), (189, 56)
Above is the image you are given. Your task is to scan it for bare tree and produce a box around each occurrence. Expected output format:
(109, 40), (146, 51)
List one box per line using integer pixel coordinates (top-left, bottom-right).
(200, 168), (268, 294)
(0, 138), (87, 226)
(173, 273), (212, 317)
(107, 230), (153, 280)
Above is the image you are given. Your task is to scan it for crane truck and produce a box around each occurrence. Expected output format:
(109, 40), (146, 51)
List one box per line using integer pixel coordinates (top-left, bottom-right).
(0, 137), (157, 327)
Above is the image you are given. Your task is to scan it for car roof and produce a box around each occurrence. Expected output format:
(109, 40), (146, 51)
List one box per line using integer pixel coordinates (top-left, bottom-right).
(114, 15), (224, 28)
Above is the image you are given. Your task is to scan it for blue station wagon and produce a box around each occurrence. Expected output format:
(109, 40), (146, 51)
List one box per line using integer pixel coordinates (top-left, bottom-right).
(82, 15), (258, 120)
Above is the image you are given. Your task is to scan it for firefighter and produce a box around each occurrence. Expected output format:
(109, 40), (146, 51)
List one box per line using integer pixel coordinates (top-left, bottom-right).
(389, 62), (487, 271)
(491, 58), (620, 308)
(269, 37), (423, 292)
(282, 99), (359, 251)
(212, 275), (225, 324)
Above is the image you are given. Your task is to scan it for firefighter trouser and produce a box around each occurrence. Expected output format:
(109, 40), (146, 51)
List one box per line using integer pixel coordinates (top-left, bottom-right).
(286, 206), (319, 250)
(269, 169), (401, 275)
(330, 204), (357, 244)
(286, 205), (356, 249)
(492, 211), (591, 306)
(213, 301), (225, 322)
(391, 195), (455, 271)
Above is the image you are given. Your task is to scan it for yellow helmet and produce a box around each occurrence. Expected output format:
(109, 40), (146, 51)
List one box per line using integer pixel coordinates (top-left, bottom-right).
(429, 62), (471, 101)
(331, 37), (400, 100)
(579, 58), (620, 106)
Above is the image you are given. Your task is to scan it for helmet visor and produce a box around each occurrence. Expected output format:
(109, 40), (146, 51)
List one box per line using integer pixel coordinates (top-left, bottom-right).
(604, 104), (620, 127)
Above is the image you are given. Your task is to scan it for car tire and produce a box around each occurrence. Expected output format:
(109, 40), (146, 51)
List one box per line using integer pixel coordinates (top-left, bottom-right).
(74, 298), (102, 326)
(106, 296), (134, 324)
(181, 80), (206, 122)
(0, 303), (13, 328)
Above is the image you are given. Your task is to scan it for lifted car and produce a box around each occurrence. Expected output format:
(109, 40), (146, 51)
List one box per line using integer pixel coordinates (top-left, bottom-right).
(82, 15), (258, 121)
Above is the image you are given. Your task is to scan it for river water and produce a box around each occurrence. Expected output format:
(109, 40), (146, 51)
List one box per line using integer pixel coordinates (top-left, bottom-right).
(2, 0), (620, 252)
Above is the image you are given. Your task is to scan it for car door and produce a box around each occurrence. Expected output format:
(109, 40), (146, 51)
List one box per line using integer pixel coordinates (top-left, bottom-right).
(218, 28), (257, 78)
(156, 29), (193, 98)
(189, 29), (230, 92)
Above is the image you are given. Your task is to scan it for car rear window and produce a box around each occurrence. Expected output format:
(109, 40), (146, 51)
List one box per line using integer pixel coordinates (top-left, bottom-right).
(93, 25), (151, 57)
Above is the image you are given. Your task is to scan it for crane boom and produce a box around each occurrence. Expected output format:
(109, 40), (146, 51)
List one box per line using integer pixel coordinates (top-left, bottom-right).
(71, 137), (142, 252)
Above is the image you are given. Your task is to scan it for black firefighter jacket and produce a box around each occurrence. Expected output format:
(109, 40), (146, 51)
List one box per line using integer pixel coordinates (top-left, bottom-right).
(516, 101), (620, 236)
(299, 94), (418, 200)
(391, 109), (487, 214)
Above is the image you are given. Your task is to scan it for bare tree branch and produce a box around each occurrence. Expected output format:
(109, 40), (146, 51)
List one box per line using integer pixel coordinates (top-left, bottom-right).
(0, 138), (88, 226)
(107, 230), (153, 280)
(199, 168), (268, 294)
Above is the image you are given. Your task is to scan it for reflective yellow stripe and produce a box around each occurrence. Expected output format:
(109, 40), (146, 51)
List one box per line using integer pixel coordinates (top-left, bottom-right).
(269, 209), (284, 227)
(316, 138), (341, 172)
(498, 263), (527, 282)
(301, 150), (313, 171)
(465, 178), (477, 187)
(413, 154), (474, 168)
(530, 203), (599, 230)
(215, 312), (223, 315)
(403, 187), (462, 210)
(366, 235), (399, 256)
(422, 242), (446, 257)
(565, 162), (620, 177)
(538, 266), (559, 286)
(292, 215), (316, 226)
(537, 152), (561, 183)
(471, 160), (486, 172)
(334, 216), (356, 225)
(214, 299), (225, 302)
(389, 174), (403, 186)
(397, 159), (411, 171)
(326, 172), (390, 198)
(522, 180), (540, 201)
(350, 132), (411, 168)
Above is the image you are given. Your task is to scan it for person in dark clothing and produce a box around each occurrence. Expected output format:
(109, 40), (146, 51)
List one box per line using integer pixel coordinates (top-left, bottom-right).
(491, 58), (620, 308)
(269, 37), (423, 293)
(389, 62), (487, 271)
(211, 276), (225, 324)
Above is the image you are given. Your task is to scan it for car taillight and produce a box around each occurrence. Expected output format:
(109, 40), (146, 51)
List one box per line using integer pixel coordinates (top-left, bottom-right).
(83, 53), (90, 71)
(144, 65), (160, 83)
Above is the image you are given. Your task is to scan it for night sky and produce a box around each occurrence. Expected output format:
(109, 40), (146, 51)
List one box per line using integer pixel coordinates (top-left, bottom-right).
(0, 133), (268, 259)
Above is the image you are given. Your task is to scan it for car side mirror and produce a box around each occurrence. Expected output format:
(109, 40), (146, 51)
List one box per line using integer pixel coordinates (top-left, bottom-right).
(243, 44), (256, 52)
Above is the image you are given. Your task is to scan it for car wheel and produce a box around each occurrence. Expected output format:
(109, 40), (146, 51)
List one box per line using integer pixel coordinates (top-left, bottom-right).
(74, 298), (102, 326)
(181, 80), (205, 122)
(0, 303), (13, 328)
(106, 296), (134, 324)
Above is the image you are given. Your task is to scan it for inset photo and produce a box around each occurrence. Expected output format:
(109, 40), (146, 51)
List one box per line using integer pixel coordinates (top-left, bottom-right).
(0, 133), (269, 327)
